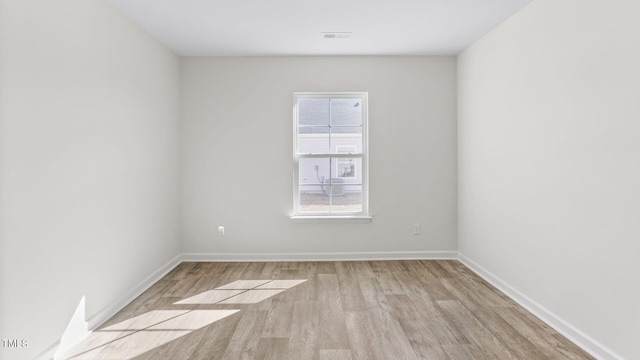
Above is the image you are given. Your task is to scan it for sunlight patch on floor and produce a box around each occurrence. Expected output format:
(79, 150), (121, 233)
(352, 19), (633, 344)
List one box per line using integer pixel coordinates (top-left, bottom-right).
(59, 279), (307, 359)
(215, 280), (272, 289)
(59, 310), (239, 360)
(175, 279), (308, 305)
(101, 310), (190, 331)
(174, 290), (245, 305)
(218, 289), (285, 304)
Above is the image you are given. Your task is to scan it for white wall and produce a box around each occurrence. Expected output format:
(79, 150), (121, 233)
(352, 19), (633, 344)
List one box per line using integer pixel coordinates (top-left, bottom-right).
(0, 1), (181, 359)
(181, 57), (457, 256)
(458, 0), (640, 359)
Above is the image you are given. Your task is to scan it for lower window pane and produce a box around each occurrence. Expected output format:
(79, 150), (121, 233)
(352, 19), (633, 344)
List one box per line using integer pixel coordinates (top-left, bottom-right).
(299, 185), (330, 213)
(329, 183), (362, 213)
(332, 158), (361, 181)
(299, 158), (330, 185)
(299, 184), (362, 213)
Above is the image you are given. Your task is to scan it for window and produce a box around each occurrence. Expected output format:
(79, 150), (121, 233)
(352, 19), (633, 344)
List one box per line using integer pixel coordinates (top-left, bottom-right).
(293, 92), (369, 218)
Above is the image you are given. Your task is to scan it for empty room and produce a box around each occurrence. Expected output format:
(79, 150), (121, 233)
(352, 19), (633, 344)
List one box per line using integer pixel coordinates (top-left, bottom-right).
(0, 0), (638, 359)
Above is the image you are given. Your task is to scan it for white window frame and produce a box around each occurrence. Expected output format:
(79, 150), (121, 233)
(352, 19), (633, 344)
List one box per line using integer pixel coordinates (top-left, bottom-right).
(292, 92), (369, 220)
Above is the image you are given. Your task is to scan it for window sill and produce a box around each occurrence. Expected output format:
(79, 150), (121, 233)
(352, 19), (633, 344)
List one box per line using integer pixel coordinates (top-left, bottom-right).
(290, 215), (372, 223)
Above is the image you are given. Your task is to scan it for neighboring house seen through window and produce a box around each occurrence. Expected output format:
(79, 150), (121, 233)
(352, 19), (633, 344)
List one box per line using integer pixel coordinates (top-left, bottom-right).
(293, 92), (368, 217)
(336, 146), (356, 179)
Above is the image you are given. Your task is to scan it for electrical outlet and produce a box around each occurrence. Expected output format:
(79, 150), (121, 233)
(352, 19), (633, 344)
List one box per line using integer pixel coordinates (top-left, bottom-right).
(218, 226), (225, 236)
(412, 223), (421, 235)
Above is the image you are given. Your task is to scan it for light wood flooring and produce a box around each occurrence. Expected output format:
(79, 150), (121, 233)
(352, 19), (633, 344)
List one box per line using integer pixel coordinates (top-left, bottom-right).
(61, 260), (595, 360)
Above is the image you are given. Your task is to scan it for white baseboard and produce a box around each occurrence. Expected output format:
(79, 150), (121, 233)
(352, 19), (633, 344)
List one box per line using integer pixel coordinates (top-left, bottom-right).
(181, 251), (458, 262)
(86, 254), (182, 330)
(457, 253), (625, 360)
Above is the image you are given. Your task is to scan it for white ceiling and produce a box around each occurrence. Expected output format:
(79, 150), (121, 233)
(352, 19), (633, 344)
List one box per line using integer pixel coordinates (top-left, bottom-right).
(105, 0), (533, 56)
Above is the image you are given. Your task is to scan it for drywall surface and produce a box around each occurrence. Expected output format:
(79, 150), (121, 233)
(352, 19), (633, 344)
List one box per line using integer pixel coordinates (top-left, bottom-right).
(181, 57), (457, 255)
(458, 0), (640, 358)
(0, 0), (181, 358)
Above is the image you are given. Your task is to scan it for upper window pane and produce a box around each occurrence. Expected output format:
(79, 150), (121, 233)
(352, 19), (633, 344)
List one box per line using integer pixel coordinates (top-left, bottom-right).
(297, 97), (363, 155)
(298, 98), (329, 126)
(330, 127), (362, 154)
(330, 98), (362, 127)
(298, 132), (330, 154)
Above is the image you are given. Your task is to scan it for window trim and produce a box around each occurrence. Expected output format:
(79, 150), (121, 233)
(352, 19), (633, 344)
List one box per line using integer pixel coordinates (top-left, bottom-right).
(292, 92), (369, 219)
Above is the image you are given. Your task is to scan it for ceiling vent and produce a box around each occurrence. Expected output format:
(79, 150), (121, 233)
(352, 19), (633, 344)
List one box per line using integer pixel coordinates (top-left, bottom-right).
(322, 32), (351, 39)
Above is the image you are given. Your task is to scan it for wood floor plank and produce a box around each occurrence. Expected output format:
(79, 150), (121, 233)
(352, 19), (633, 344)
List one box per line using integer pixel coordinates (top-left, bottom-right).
(392, 271), (433, 298)
(261, 297), (295, 338)
(376, 271), (406, 295)
(318, 273), (343, 308)
(369, 310), (418, 360)
(358, 277), (395, 314)
(551, 333), (596, 360)
(60, 261), (594, 360)
(162, 274), (202, 298)
(297, 261), (320, 278)
(420, 276), (457, 301)
(284, 274), (316, 301)
(318, 304), (350, 350)
(289, 301), (321, 360)
(387, 294), (452, 359)
(259, 262), (281, 278)
(256, 337), (289, 360)
(317, 261), (338, 274)
(466, 305), (548, 360)
(442, 344), (489, 360)
(438, 277), (492, 313)
(221, 309), (269, 360)
(358, 288), (418, 360)
(413, 296), (471, 346)
(436, 300), (520, 360)
(344, 311), (385, 360)
(493, 306), (575, 360)
(513, 305), (559, 335)
(179, 313), (242, 360)
(445, 272), (513, 308)
(436, 260), (477, 280)
(241, 262), (268, 279)
(439, 277), (553, 360)
(350, 261), (376, 279)
(420, 260), (452, 279)
(335, 262), (367, 311)
(166, 262), (198, 280)
(370, 260), (405, 274)
(320, 349), (353, 360)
